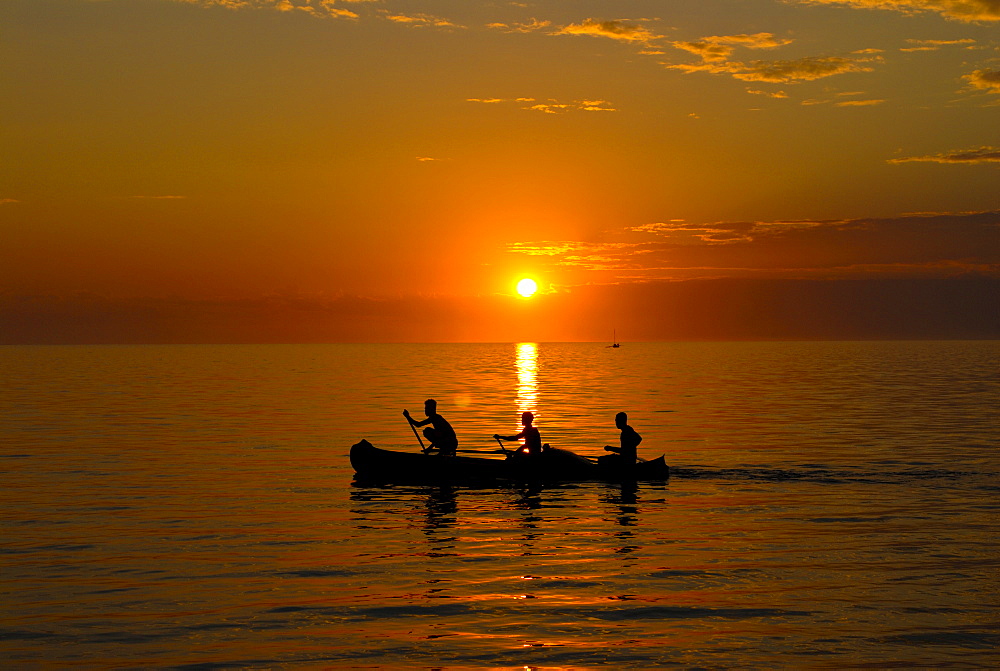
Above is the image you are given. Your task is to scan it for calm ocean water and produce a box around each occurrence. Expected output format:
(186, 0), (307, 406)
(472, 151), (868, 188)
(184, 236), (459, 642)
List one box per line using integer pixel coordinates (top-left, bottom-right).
(2, 341), (998, 669)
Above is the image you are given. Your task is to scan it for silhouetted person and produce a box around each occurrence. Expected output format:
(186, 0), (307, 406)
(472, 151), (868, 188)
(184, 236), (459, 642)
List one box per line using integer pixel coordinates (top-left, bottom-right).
(602, 412), (642, 467)
(494, 411), (545, 457)
(404, 399), (458, 456)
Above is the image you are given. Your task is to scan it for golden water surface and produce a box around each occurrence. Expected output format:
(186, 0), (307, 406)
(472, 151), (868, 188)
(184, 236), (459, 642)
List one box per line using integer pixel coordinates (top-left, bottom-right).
(2, 342), (998, 668)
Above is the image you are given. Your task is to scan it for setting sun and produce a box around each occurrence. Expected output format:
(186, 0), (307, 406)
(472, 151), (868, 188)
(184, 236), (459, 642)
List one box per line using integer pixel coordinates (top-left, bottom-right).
(516, 278), (538, 298)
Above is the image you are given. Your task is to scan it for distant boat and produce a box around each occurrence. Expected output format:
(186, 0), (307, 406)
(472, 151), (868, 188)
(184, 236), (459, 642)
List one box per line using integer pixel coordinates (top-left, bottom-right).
(607, 329), (621, 348)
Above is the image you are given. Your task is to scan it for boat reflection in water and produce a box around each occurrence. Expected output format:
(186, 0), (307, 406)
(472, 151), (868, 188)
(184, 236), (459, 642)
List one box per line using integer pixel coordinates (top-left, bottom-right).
(422, 485), (458, 531)
(602, 481), (643, 560)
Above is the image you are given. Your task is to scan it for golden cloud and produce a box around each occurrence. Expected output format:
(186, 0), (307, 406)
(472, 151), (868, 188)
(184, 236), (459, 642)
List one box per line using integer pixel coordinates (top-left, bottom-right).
(553, 19), (663, 43)
(795, 0), (1000, 23)
(900, 37), (977, 51)
(747, 88), (790, 98)
(667, 31), (878, 84)
(467, 98), (617, 113)
(173, 0), (367, 18)
(508, 241), (599, 256)
(173, 0), (252, 7)
(673, 41), (735, 62)
(627, 220), (821, 244)
(577, 100), (617, 111)
(702, 33), (795, 49)
(487, 18), (552, 33)
(964, 68), (1000, 93)
(507, 212), (1000, 281)
(381, 12), (461, 28)
(835, 98), (886, 105)
(670, 56), (878, 83)
(672, 32), (792, 63)
(889, 146), (1000, 163)
(526, 103), (572, 114)
(740, 56), (879, 82)
(128, 195), (188, 199)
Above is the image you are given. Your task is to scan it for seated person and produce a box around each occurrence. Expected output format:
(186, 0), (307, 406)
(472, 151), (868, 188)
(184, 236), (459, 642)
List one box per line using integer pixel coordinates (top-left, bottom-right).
(404, 398), (458, 456)
(600, 412), (642, 467)
(494, 411), (544, 457)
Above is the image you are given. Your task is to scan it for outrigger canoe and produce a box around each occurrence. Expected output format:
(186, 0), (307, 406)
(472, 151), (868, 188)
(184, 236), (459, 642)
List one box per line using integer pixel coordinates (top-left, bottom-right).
(350, 439), (669, 483)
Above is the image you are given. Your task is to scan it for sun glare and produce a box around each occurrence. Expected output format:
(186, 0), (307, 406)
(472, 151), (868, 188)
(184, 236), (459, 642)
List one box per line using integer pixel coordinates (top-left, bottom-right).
(516, 278), (538, 298)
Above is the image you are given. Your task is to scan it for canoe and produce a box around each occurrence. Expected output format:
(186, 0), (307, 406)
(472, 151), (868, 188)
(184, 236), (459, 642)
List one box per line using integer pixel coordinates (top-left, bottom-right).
(596, 453), (670, 481)
(350, 439), (669, 483)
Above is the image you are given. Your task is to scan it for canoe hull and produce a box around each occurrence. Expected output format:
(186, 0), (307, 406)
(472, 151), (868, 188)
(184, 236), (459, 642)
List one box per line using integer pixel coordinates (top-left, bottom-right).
(350, 439), (668, 483)
(350, 440), (509, 482)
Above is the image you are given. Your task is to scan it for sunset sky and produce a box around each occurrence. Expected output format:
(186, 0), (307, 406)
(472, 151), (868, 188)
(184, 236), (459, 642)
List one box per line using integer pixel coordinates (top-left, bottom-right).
(3, 0), (998, 342)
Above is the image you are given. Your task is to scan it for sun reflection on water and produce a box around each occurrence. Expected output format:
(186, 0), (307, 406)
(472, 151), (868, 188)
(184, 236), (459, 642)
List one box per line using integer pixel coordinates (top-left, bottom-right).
(515, 342), (538, 419)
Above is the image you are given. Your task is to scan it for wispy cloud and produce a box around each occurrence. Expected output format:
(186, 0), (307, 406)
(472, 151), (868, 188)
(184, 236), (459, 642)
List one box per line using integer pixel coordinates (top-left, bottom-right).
(710, 33), (794, 49)
(173, 0), (255, 7)
(519, 102), (566, 114)
(793, 0), (1000, 23)
(380, 11), (462, 29)
(670, 55), (880, 83)
(673, 32), (793, 62)
(173, 0), (369, 19)
(128, 195), (188, 199)
(625, 220), (818, 244)
(964, 68), (1000, 93)
(0, 198), (20, 204)
(665, 32), (880, 84)
(505, 212), (1000, 280)
(552, 18), (663, 44)
(487, 18), (551, 33)
(747, 88), (789, 98)
(889, 146), (1000, 163)
(800, 91), (883, 105)
(467, 97), (617, 113)
(835, 98), (886, 106)
(900, 38), (977, 51)
(577, 99), (616, 111)
(507, 241), (641, 271)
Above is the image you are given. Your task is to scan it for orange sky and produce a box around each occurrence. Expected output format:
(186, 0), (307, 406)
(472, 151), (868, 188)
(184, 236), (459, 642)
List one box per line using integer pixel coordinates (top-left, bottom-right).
(2, 0), (998, 342)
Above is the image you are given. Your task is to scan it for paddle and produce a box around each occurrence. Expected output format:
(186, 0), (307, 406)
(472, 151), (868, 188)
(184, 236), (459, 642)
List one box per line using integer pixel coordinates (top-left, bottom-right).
(493, 435), (511, 457)
(403, 410), (430, 453)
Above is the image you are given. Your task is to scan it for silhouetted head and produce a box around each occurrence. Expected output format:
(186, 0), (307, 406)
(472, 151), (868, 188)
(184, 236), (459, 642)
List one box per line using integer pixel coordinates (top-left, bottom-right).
(615, 412), (628, 429)
(424, 399), (437, 416)
(521, 411), (534, 426)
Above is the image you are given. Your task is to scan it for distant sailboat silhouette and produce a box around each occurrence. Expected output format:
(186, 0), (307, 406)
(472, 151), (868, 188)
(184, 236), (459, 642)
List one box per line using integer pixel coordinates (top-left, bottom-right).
(608, 329), (621, 348)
